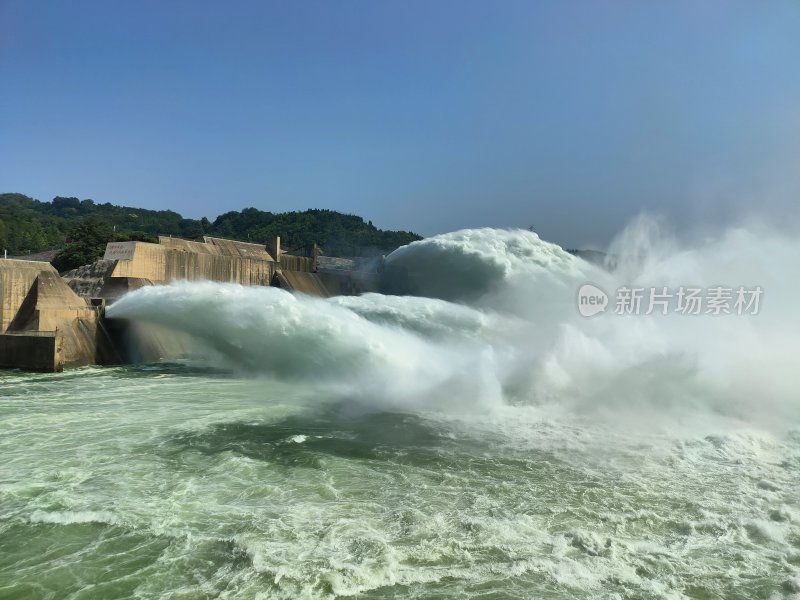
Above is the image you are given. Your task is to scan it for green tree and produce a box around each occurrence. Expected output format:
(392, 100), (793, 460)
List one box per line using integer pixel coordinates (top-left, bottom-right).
(51, 218), (114, 272)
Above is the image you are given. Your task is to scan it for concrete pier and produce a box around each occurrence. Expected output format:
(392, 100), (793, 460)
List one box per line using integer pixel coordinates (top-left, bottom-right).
(0, 259), (102, 371)
(0, 332), (61, 372)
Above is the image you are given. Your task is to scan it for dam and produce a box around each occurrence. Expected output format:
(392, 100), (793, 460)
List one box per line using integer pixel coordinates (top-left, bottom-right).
(0, 235), (378, 372)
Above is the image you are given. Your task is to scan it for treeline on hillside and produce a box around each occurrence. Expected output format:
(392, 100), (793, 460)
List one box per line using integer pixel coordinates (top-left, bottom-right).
(209, 207), (419, 256)
(0, 193), (190, 255)
(0, 193), (421, 270)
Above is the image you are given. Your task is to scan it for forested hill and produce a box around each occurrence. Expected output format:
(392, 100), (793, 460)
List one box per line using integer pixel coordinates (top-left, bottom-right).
(0, 193), (422, 259)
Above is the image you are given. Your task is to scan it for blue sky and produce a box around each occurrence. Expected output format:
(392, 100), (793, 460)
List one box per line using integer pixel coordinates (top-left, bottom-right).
(1, 1), (799, 247)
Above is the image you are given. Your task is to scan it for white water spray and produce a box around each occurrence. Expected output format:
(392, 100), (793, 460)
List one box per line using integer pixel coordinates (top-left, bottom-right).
(106, 220), (800, 428)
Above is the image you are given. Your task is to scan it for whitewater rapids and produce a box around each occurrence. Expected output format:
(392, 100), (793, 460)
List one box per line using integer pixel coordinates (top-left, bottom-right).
(1, 221), (799, 599)
(107, 222), (800, 427)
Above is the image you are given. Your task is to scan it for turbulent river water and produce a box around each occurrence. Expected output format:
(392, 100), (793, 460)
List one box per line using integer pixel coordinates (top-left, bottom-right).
(1, 223), (799, 599)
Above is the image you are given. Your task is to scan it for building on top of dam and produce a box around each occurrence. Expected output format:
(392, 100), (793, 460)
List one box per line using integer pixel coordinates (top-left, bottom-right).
(1, 234), (380, 371)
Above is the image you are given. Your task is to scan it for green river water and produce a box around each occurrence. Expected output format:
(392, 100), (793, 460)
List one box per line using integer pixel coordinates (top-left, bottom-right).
(1, 364), (798, 599)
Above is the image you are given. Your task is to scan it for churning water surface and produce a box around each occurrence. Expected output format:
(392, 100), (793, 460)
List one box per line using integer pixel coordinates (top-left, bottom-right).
(2, 223), (799, 599)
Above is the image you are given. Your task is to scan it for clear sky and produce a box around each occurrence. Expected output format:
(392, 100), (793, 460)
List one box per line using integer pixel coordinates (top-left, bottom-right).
(2, 1), (799, 247)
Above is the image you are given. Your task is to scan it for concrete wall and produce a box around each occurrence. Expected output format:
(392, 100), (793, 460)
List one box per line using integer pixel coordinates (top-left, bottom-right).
(1, 260), (102, 369)
(97, 277), (153, 301)
(157, 237), (218, 255)
(279, 254), (314, 272)
(203, 236), (275, 261)
(0, 259), (60, 332)
(106, 241), (276, 285)
(102, 237), (318, 290)
(0, 333), (62, 372)
(273, 271), (331, 297)
(159, 236), (275, 261)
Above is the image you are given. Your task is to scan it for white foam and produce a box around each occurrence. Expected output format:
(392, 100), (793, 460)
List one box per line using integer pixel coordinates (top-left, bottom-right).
(106, 221), (800, 431)
(29, 510), (119, 526)
(384, 227), (586, 302)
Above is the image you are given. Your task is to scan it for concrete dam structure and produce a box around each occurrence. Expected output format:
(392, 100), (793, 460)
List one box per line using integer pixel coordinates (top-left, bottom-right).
(0, 259), (112, 371)
(105, 236), (280, 286)
(0, 235), (379, 371)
